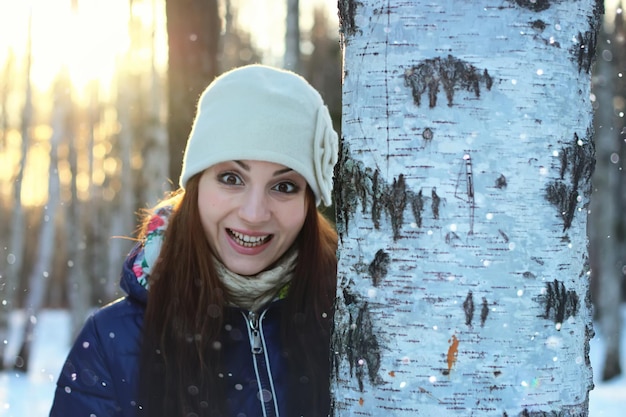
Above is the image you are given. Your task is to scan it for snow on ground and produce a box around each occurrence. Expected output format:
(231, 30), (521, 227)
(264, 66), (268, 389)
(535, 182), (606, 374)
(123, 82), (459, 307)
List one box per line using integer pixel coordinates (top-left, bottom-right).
(0, 308), (624, 416)
(589, 307), (626, 416)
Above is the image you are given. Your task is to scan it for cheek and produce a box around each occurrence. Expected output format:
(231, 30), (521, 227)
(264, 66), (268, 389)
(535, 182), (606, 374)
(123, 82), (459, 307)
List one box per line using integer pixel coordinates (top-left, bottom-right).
(197, 190), (219, 234)
(285, 203), (307, 238)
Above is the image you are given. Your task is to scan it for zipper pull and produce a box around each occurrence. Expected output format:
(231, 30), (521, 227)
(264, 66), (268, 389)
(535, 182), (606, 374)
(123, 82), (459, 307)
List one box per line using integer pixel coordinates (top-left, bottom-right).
(248, 311), (263, 354)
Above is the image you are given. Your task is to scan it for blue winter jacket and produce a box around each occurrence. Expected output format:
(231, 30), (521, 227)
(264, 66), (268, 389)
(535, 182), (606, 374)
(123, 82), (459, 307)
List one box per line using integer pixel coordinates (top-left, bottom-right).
(49, 248), (315, 417)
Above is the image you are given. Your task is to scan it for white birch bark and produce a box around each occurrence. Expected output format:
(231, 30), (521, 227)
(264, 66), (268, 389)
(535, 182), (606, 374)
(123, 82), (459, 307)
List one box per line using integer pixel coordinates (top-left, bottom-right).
(332, 1), (599, 415)
(65, 98), (91, 337)
(141, 0), (169, 207)
(0, 11), (32, 369)
(15, 71), (67, 371)
(84, 82), (108, 306)
(105, 71), (136, 301)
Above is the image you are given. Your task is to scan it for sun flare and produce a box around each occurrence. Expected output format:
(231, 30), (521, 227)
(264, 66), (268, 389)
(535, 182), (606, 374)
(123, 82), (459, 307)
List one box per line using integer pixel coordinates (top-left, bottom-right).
(0, 0), (166, 95)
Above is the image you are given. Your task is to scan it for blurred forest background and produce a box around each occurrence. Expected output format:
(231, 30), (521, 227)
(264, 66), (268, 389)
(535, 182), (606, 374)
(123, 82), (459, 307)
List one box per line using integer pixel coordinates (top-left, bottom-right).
(0, 0), (623, 384)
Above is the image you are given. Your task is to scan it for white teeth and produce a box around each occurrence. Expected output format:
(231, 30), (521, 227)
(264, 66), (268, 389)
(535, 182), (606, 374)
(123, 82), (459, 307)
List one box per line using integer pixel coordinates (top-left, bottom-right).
(229, 230), (270, 247)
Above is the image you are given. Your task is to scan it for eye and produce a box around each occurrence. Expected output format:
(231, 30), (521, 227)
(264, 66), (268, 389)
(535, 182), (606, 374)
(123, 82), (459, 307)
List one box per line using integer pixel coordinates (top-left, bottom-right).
(272, 181), (299, 194)
(218, 172), (243, 186)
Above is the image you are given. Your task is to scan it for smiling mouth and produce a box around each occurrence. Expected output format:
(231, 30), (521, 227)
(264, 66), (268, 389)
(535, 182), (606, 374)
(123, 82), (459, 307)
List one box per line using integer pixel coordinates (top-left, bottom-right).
(227, 229), (272, 247)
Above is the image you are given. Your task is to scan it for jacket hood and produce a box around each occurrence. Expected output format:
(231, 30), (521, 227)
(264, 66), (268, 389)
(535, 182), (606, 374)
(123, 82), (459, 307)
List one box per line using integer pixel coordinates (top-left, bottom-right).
(119, 205), (172, 305)
(119, 244), (149, 305)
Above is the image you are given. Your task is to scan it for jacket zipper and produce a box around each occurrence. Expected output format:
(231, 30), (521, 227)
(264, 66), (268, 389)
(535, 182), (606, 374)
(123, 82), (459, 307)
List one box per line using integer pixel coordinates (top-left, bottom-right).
(244, 309), (280, 417)
(248, 311), (264, 354)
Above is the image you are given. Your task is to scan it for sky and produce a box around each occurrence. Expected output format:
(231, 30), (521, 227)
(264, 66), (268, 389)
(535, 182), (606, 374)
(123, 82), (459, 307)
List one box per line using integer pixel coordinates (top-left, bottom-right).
(0, 0), (134, 92)
(0, 0), (337, 93)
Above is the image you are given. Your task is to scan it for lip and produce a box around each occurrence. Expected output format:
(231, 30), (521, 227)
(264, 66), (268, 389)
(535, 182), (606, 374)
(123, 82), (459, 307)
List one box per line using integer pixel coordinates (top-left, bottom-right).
(226, 228), (273, 255)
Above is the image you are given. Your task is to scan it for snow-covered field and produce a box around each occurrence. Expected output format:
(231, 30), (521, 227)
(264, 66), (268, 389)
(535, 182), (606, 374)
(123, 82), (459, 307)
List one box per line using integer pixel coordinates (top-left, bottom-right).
(0, 308), (624, 416)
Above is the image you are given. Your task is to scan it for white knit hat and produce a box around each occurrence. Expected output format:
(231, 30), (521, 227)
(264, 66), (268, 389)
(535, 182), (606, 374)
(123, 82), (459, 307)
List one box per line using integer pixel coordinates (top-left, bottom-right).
(179, 64), (338, 207)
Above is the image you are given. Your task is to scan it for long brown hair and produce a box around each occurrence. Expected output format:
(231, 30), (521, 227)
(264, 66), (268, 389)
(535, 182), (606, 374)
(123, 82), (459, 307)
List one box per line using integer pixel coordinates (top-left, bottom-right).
(137, 174), (337, 416)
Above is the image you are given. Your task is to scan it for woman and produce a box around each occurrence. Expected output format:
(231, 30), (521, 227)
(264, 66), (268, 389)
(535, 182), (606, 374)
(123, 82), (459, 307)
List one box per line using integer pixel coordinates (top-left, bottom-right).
(49, 65), (339, 417)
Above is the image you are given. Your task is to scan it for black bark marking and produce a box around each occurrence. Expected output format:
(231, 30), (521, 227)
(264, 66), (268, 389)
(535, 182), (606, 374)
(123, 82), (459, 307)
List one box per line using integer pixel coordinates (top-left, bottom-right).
(584, 324), (594, 366)
(572, 6), (602, 74)
(531, 20), (547, 32)
(333, 289), (383, 392)
(539, 279), (579, 327)
(338, 0), (359, 37)
(422, 127), (434, 141)
(495, 174), (507, 189)
(342, 287), (357, 306)
(480, 297), (489, 327)
(388, 175), (407, 240)
(463, 291), (475, 327)
(368, 249), (390, 287)
(335, 142), (439, 241)
(347, 302), (383, 392)
(544, 132), (594, 231)
(454, 153), (475, 235)
(334, 139), (363, 241)
(512, 0), (551, 12)
(431, 188), (440, 219)
(403, 55), (493, 108)
(483, 69), (493, 90)
(515, 407), (589, 417)
(573, 28), (598, 74)
(531, 256), (545, 266)
(371, 169), (383, 229)
(595, 0), (605, 16)
(445, 231), (461, 244)
(410, 189), (424, 228)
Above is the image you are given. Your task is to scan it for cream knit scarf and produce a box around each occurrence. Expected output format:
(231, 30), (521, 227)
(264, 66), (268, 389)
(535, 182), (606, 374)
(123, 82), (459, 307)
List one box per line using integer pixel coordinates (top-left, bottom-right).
(133, 206), (297, 312)
(214, 248), (297, 312)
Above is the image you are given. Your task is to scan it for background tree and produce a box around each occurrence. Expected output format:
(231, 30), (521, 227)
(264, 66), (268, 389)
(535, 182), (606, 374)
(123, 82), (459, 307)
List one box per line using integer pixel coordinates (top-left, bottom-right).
(13, 70), (70, 371)
(332, 0), (599, 415)
(0, 10), (33, 370)
(590, 3), (626, 381)
(0, 51), (15, 367)
(218, 0), (263, 72)
(64, 80), (90, 338)
(304, 4), (342, 132)
(165, 0), (220, 184)
(285, 0), (301, 72)
(130, 0), (169, 207)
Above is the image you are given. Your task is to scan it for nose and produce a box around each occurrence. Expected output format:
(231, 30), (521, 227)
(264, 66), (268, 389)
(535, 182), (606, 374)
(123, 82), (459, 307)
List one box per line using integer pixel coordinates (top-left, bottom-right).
(238, 188), (271, 224)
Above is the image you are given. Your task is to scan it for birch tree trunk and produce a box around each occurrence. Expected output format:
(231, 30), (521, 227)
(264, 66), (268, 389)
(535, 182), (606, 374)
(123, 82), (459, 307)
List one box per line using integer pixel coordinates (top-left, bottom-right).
(0, 10), (32, 370)
(332, 1), (600, 415)
(0, 58), (11, 367)
(14, 71), (68, 372)
(65, 89), (90, 337)
(84, 83), (110, 307)
(104, 70), (136, 301)
(141, 0), (169, 207)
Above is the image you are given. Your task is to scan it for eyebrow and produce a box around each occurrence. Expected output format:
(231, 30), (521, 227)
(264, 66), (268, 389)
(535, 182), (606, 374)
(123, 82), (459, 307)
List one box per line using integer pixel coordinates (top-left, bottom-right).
(234, 160), (293, 176)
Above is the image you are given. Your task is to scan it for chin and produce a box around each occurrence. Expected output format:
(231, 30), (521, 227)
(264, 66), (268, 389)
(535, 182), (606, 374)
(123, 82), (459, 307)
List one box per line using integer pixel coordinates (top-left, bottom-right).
(228, 263), (266, 277)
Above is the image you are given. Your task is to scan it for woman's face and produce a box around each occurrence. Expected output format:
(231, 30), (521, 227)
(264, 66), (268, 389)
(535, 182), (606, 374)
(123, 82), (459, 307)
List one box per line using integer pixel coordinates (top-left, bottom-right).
(198, 160), (308, 276)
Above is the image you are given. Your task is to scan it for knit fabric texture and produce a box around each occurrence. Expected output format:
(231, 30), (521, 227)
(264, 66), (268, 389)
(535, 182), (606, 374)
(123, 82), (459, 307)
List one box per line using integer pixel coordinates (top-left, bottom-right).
(179, 64), (338, 207)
